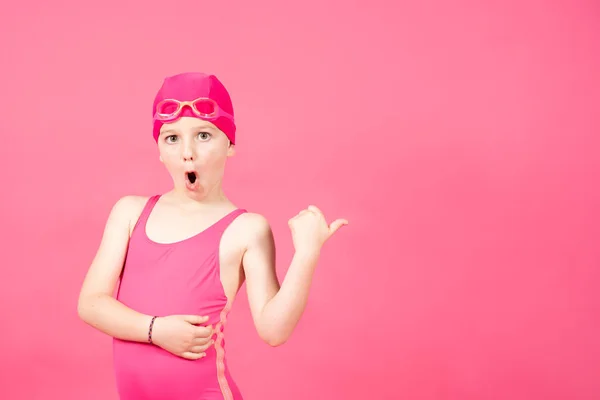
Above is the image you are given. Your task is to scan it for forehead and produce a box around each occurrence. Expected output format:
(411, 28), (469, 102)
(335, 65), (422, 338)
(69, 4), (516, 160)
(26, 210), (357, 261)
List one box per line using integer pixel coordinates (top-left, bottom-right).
(159, 116), (219, 134)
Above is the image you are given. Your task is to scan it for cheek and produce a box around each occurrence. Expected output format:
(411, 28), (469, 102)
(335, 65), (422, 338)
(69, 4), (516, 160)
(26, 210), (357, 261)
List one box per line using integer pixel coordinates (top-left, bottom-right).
(158, 149), (179, 168)
(196, 147), (224, 165)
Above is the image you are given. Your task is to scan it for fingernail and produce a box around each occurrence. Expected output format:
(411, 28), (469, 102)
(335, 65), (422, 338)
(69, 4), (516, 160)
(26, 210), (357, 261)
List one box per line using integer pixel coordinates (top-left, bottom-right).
(201, 352), (206, 357)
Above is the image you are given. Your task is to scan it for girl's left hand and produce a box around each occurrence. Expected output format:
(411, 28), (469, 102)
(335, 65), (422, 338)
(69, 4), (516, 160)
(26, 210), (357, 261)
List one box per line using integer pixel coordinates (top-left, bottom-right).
(288, 205), (348, 254)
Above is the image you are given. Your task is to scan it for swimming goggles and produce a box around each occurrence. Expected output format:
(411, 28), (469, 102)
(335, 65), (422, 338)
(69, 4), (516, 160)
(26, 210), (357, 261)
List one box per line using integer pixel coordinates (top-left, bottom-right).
(153, 97), (233, 122)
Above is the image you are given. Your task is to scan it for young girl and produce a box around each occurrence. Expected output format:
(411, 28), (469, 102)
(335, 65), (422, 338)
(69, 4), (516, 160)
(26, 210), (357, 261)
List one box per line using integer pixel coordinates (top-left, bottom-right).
(77, 72), (348, 400)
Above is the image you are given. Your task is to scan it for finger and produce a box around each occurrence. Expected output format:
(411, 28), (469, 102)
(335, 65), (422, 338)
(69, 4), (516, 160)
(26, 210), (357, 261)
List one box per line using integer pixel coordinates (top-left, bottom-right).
(288, 212), (301, 225)
(289, 211), (305, 225)
(182, 315), (209, 325)
(194, 325), (214, 338)
(307, 205), (324, 217)
(328, 219), (349, 236)
(189, 342), (214, 353)
(181, 351), (206, 360)
(192, 336), (214, 346)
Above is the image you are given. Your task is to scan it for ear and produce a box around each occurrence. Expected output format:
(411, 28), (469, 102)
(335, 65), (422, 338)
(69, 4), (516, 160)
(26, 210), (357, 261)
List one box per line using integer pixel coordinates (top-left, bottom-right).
(227, 142), (236, 157)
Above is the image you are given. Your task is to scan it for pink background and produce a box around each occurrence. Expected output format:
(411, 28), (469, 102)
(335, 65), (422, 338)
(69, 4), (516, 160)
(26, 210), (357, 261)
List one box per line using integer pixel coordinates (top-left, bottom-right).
(1, 1), (599, 399)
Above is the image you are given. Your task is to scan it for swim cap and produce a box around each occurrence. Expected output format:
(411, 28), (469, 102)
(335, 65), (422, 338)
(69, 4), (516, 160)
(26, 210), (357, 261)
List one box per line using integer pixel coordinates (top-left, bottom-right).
(152, 72), (236, 144)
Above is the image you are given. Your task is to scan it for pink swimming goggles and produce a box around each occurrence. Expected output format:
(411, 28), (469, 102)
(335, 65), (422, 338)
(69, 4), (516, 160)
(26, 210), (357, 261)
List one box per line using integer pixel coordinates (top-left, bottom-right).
(153, 97), (234, 123)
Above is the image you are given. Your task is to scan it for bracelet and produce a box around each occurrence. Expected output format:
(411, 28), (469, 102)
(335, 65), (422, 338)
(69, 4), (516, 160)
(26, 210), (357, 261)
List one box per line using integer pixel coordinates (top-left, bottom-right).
(148, 316), (158, 344)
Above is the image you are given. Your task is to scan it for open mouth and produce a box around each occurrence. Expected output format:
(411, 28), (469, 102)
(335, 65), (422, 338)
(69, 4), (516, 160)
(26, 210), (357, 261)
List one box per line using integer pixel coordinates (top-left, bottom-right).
(186, 171), (197, 184)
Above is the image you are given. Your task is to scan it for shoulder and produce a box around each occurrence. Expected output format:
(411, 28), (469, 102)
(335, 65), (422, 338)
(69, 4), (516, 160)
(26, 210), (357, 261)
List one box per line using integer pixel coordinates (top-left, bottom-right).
(236, 212), (271, 233)
(227, 211), (273, 245)
(107, 195), (153, 233)
(110, 195), (150, 216)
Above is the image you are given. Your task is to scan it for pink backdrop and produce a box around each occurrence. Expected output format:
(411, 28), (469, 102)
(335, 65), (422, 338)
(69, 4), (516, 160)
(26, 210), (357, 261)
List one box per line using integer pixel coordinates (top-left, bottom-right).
(1, 1), (599, 399)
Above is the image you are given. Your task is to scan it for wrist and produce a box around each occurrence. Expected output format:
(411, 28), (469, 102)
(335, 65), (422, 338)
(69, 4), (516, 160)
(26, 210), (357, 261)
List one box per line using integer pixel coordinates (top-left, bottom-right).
(294, 247), (321, 259)
(147, 315), (158, 345)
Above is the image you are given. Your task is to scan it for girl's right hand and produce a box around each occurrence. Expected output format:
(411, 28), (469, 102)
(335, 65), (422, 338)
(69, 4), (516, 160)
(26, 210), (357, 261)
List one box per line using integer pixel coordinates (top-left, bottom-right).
(150, 315), (214, 360)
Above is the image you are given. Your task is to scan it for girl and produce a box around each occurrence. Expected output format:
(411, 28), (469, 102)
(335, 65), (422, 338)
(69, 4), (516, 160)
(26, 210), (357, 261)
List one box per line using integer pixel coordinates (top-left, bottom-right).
(77, 72), (348, 400)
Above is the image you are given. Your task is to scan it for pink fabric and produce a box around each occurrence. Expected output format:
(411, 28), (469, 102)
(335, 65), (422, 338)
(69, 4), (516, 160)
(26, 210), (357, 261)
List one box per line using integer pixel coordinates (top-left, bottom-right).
(113, 195), (247, 399)
(151, 72), (237, 144)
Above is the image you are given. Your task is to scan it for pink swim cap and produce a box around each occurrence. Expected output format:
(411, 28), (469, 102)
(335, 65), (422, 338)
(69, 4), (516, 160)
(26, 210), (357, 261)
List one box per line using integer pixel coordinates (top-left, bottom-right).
(152, 72), (236, 144)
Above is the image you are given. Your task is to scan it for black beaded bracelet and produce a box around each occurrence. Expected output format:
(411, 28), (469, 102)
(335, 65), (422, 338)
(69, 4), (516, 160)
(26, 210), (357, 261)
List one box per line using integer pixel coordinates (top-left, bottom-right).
(148, 316), (158, 344)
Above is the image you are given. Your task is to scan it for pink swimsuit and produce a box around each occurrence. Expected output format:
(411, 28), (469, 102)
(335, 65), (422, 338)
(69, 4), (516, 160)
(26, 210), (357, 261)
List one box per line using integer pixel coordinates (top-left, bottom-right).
(113, 195), (247, 399)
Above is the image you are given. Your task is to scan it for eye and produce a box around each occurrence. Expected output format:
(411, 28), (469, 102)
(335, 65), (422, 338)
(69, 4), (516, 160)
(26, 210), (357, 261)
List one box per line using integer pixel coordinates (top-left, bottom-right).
(198, 132), (212, 141)
(165, 135), (178, 143)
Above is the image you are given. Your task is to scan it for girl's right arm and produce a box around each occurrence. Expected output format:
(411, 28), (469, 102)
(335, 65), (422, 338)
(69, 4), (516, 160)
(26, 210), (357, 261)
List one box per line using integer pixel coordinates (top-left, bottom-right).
(77, 196), (153, 343)
(77, 196), (215, 359)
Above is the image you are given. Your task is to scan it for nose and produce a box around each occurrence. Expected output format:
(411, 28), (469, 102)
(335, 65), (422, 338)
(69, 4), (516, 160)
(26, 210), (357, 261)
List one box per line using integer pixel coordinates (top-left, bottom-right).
(181, 141), (195, 162)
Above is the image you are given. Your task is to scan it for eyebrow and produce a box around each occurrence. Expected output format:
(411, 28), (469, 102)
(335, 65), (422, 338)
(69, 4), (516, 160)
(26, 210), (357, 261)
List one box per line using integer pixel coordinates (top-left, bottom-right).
(160, 125), (216, 135)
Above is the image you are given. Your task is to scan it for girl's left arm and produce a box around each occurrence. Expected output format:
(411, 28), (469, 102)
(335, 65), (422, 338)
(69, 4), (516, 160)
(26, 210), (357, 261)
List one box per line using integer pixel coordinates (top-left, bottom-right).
(242, 206), (347, 346)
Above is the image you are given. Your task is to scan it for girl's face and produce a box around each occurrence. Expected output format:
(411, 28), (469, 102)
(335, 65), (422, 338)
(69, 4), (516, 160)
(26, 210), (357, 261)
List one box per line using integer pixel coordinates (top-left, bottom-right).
(157, 116), (235, 195)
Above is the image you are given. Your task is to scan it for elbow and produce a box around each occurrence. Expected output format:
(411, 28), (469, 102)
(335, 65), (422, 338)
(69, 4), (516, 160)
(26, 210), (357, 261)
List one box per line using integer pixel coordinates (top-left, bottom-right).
(256, 309), (296, 347)
(77, 296), (91, 323)
(259, 329), (290, 347)
(77, 292), (101, 324)
(264, 336), (287, 347)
